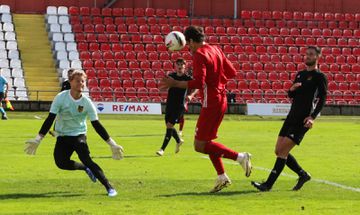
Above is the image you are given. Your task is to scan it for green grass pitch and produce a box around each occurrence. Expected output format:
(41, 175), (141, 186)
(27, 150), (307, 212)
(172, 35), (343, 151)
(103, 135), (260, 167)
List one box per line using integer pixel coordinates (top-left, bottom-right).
(1, 112), (359, 215)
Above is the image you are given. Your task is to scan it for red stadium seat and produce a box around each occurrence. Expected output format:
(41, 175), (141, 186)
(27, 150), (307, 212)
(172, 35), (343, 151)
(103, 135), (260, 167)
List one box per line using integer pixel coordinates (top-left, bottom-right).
(117, 24), (127, 34)
(125, 88), (137, 98)
(156, 8), (166, 17)
(117, 60), (128, 70)
(123, 8), (133, 17)
(204, 26), (215, 35)
(339, 83), (349, 91)
(90, 8), (100, 16)
(260, 81), (271, 90)
(249, 81), (260, 90)
(120, 70), (131, 80)
(79, 7), (90, 16)
(109, 70), (119, 79)
(268, 72), (278, 81)
(111, 8), (122, 16)
(235, 80), (247, 90)
(99, 79), (111, 88)
(273, 11), (283, 20)
(349, 83), (359, 91)
(144, 8), (155, 16)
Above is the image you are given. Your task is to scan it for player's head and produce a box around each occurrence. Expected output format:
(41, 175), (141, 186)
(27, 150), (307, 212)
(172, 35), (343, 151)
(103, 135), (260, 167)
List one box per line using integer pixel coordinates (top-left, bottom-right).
(69, 70), (87, 92)
(67, 68), (75, 79)
(184, 26), (205, 52)
(175, 58), (186, 75)
(305, 46), (321, 67)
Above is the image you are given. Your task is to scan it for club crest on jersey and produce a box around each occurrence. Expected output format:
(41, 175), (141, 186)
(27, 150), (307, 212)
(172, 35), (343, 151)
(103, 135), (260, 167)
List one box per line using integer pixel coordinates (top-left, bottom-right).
(78, 105), (84, 113)
(307, 76), (313, 81)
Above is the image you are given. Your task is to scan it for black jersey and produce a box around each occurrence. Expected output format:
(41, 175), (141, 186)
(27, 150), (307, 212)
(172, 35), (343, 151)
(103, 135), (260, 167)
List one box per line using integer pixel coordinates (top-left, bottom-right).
(287, 69), (328, 123)
(166, 72), (192, 112)
(61, 80), (71, 91)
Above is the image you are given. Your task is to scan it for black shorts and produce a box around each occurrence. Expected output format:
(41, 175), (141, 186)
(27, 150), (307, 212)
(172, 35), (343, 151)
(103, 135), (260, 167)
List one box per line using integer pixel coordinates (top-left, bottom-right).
(55, 134), (90, 159)
(165, 109), (184, 125)
(0, 92), (4, 102)
(278, 119), (309, 145)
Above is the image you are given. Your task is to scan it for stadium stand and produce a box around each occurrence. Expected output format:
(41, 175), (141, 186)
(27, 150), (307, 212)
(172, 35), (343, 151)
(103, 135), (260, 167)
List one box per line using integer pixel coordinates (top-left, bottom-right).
(0, 5), (28, 100)
(47, 6), (359, 104)
(46, 6), (89, 96)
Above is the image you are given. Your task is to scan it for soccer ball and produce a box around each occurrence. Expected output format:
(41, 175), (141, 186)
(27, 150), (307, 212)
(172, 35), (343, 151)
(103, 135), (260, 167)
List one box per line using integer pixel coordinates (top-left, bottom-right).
(165, 31), (186, 51)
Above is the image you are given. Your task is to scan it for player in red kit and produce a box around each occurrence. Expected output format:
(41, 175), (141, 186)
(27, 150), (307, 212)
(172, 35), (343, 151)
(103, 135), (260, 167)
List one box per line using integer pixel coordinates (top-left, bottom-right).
(160, 26), (252, 193)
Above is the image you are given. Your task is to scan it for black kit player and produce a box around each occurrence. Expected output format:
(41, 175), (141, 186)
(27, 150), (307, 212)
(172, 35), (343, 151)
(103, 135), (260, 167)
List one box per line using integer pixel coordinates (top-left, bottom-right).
(179, 68), (198, 137)
(252, 46), (328, 191)
(156, 58), (197, 156)
(61, 68), (74, 91)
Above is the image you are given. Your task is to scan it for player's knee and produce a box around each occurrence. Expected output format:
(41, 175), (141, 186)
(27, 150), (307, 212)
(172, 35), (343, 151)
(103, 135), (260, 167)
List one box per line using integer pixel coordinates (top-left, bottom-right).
(275, 148), (288, 158)
(194, 144), (202, 152)
(54, 159), (69, 170)
(274, 148), (281, 157)
(193, 141), (205, 153)
(166, 123), (174, 128)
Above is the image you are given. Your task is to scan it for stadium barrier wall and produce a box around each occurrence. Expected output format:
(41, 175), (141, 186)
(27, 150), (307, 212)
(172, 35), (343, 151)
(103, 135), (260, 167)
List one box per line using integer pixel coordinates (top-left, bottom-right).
(3, 0), (360, 14)
(7, 101), (360, 116)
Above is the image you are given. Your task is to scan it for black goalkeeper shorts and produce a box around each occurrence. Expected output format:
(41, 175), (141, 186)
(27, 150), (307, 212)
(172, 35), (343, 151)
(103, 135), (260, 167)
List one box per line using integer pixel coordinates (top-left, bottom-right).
(278, 119), (309, 145)
(165, 110), (184, 125)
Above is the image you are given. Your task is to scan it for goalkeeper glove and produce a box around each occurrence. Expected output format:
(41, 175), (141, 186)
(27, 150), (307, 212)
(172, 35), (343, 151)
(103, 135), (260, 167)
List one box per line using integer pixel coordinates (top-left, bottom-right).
(25, 134), (43, 155)
(106, 138), (124, 160)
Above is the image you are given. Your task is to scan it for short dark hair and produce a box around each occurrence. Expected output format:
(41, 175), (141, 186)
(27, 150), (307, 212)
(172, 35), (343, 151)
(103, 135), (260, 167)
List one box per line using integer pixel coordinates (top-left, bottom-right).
(307, 46), (321, 55)
(176, 58), (186, 65)
(67, 68), (75, 78)
(184, 26), (205, 43)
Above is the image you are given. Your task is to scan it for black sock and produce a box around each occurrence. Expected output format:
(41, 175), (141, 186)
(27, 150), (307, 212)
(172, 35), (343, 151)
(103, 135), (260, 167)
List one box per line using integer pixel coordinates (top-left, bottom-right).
(171, 128), (181, 143)
(265, 157), (287, 188)
(286, 154), (306, 176)
(161, 128), (173, 150)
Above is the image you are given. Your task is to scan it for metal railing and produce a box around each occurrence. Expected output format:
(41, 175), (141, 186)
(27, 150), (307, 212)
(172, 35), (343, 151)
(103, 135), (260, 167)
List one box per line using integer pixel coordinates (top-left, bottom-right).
(5, 89), (359, 105)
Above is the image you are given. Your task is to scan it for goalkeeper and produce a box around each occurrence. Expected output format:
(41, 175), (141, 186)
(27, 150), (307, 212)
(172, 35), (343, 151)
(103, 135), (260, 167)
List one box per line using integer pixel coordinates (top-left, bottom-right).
(24, 70), (123, 197)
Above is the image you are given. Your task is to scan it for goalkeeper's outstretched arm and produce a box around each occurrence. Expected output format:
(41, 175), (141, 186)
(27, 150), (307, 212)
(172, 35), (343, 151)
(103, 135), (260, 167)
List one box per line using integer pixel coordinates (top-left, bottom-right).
(39, 113), (57, 136)
(91, 120), (124, 160)
(24, 113), (56, 155)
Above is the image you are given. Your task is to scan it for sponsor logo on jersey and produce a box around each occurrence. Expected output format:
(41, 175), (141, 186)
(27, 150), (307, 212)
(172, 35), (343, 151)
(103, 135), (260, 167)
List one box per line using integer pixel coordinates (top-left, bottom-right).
(78, 105), (84, 113)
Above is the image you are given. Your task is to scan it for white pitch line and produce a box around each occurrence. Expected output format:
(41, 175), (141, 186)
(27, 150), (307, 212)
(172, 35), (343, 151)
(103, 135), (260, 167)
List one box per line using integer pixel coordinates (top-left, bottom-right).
(201, 156), (360, 193)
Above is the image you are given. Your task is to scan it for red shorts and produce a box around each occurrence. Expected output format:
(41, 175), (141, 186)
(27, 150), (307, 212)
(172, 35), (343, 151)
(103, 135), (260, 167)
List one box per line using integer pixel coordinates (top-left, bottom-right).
(195, 100), (227, 141)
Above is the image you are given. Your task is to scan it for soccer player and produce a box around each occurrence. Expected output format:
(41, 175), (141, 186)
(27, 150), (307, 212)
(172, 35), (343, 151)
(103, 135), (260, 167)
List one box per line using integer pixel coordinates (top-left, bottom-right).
(159, 26), (252, 193)
(156, 58), (196, 156)
(178, 68), (198, 137)
(49, 68), (74, 137)
(178, 91), (197, 137)
(251, 46), (328, 192)
(0, 69), (9, 120)
(25, 70), (124, 197)
(61, 68), (74, 91)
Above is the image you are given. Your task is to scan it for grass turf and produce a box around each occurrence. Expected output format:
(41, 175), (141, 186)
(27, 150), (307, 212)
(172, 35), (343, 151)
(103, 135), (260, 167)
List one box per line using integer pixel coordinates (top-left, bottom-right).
(0, 112), (359, 214)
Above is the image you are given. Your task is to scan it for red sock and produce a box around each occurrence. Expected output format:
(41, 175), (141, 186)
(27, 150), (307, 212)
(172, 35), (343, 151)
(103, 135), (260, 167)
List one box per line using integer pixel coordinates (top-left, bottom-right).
(209, 154), (225, 175)
(204, 141), (238, 161)
(179, 117), (184, 131)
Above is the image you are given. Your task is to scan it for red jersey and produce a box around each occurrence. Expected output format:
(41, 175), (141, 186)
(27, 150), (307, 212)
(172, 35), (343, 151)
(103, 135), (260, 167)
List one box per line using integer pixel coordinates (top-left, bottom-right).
(187, 44), (236, 108)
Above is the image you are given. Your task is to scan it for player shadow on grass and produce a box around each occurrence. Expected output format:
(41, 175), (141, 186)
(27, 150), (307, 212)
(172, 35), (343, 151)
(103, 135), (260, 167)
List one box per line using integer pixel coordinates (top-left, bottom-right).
(158, 190), (258, 197)
(0, 192), (84, 200)
(92, 155), (158, 159)
(114, 134), (163, 138)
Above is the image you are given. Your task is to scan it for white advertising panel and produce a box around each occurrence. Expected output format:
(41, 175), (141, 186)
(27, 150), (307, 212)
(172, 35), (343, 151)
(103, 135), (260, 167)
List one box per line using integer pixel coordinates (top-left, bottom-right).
(93, 102), (162, 115)
(247, 103), (291, 116)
